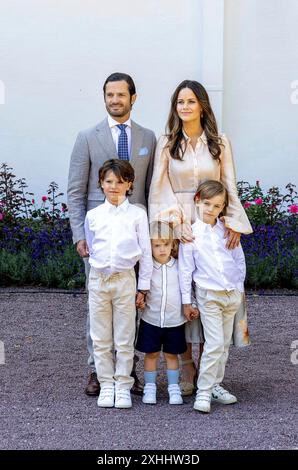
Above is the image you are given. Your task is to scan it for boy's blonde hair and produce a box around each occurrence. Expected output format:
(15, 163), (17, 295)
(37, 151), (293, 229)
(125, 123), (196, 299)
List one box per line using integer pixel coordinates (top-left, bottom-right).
(149, 221), (178, 258)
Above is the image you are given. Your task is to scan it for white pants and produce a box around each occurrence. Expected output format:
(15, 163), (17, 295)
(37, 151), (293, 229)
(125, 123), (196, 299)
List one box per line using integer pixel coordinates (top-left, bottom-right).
(196, 287), (242, 394)
(88, 267), (136, 389)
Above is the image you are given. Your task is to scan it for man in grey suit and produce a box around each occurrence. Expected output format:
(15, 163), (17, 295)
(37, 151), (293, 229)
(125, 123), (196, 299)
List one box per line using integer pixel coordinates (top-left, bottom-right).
(67, 72), (156, 396)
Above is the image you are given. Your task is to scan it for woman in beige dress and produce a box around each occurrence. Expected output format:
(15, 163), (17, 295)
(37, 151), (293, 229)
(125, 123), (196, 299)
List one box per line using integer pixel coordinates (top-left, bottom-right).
(149, 80), (253, 395)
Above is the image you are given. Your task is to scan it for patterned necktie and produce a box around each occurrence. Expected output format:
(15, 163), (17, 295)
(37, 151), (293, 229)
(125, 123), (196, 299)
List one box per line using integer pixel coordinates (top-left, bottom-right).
(116, 124), (129, 160)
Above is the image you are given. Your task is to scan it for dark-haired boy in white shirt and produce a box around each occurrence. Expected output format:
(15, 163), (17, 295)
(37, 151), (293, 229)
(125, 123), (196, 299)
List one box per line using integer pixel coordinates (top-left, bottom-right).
(85, 159), (152, 409)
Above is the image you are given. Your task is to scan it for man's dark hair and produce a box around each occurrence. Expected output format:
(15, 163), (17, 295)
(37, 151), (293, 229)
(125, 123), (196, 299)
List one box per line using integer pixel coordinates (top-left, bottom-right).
(103, 72), (136, 96)
(98, 159), (135, 196)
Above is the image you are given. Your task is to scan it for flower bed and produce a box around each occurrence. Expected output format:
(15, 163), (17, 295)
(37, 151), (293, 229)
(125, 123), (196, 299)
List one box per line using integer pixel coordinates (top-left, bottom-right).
(0, 164), (297, 288)
(238, 180), (298, 288)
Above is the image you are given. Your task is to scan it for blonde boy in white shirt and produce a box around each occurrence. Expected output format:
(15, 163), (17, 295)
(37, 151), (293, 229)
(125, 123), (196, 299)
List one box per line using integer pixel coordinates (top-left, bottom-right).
(84, 159), (152, 409)
(179, 180), (246, 413)
(136, 222), (193, 405)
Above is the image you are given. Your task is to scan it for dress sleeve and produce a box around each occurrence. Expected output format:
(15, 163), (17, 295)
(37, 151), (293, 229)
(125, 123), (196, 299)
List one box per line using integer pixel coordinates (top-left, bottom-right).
(136, 210), (153, 291)
(148, 135), (185, 227)
(220, 135), (253, 234)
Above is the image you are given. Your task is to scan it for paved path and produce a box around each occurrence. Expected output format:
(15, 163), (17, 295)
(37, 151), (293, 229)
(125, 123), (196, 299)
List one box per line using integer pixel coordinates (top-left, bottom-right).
(0, 289), (297, 450)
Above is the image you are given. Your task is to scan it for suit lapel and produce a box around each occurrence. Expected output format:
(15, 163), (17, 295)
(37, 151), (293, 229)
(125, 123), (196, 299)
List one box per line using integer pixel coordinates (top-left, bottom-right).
(95, 118), (117, 157)
(130, 121), (143, 164)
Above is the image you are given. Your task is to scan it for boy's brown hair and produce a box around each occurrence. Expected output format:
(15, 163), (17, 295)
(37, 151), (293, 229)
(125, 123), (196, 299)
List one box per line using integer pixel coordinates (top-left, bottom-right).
(194, 180), (228, 213)
(98, 159), (135, 196)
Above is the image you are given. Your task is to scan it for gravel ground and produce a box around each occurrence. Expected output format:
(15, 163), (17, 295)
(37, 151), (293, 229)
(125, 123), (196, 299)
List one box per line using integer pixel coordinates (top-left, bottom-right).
(0, 288), (297, 450)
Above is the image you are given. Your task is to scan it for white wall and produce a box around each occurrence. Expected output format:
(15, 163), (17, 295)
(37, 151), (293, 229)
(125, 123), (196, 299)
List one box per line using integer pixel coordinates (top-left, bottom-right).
(0, 0), (223, 202)
(223, 0), (298, 188)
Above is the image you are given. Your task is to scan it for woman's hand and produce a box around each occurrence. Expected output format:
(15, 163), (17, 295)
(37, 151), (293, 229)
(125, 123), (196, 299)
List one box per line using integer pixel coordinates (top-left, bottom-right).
(223, 227), (241, 249)
(174, 223), (195, 243)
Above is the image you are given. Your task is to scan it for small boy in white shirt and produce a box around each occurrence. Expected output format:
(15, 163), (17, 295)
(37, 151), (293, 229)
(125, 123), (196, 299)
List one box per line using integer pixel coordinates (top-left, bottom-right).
(136, 222), (193, 405)
(179, 180), (246, 413)
(84, 159), (152, 409)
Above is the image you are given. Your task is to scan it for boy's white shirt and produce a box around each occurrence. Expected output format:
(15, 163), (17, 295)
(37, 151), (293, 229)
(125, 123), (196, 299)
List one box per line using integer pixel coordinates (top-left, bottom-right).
(140, 256), (186, 328)
(178, 218), (246, 304)
(84, 198), (153, 290)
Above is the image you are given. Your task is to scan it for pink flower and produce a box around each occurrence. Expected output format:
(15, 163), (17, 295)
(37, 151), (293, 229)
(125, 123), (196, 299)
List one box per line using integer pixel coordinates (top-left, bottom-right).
(288, 204), (298, 214)
(31, 199), (35, 204)
(254, 198), (263, 205)
(244, 201), (252, 209)
(42, 196), (47, 202)
(0, 212), (4, 221)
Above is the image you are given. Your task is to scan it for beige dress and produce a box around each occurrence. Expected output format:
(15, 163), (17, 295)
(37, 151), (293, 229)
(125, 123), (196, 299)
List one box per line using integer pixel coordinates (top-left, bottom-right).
(149, 132), (253, 346)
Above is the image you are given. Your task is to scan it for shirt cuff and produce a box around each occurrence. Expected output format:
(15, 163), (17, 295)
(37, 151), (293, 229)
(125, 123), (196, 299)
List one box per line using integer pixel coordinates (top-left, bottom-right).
(182, 293), (192, 304)
(138, 279), (151, 291)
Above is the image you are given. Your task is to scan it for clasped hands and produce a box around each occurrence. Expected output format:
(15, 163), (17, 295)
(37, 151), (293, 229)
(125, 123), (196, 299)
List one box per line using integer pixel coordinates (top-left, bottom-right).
(183, 304), (200, 322)
(136, 291), (147, 309)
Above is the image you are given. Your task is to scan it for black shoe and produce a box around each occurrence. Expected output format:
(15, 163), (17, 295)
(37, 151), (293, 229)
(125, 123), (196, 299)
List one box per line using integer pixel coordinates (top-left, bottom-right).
(130, 370), (143, 396)
(85, 372), (100, 396)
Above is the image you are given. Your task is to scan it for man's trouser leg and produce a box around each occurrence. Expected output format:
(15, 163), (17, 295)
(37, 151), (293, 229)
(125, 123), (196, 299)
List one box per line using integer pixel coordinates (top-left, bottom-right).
(84, 258), (96, 372)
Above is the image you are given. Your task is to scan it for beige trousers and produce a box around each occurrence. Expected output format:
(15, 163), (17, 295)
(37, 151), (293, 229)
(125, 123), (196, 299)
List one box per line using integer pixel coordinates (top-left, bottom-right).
(196, 287), (242, 394)
(88, 267), (136, 389)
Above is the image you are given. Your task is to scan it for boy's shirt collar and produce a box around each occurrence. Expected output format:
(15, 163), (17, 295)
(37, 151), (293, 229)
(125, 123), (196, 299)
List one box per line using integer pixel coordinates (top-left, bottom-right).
(104, 197), (129, 213)
(193, 217), (224, 233)
(153, 256), (176, 269)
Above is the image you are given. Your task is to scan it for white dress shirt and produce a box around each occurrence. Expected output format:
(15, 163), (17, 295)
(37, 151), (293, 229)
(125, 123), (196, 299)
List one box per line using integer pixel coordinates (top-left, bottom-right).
(84, 198), (152, 290)
(179, 218), (246, 304)
(108, 115), (132, 157)
(141, 257), (186, 328)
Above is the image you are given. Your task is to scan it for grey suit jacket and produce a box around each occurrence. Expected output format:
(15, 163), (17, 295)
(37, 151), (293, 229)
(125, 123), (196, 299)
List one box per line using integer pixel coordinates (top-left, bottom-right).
(67, 117), (156, 243)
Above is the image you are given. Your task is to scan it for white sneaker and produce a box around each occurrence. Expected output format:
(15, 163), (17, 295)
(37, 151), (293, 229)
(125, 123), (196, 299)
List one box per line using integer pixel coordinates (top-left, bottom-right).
(168, 384), (183, 405)
(193, 392), (211, 413)
(115, 388), (132, 408)
(142, 383), (157, 404)
(212, 384), (237, 404)
(97, 385), (114, 408)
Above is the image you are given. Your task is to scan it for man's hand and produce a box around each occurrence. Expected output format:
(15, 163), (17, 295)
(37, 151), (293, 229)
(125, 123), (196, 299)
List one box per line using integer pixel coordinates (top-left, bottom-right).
(183, 304), (200, 321)
(136, 292), (146, 310)
(174, 223), (195, 243)
(76, 239), (89, 258)
(223, 227), (241, 249)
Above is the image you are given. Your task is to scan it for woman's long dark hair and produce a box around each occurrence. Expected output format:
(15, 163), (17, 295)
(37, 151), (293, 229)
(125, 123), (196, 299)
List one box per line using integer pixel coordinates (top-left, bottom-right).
(166, 80), (223, 161)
